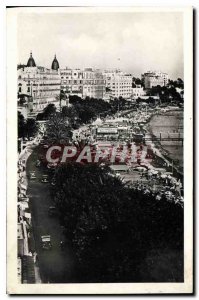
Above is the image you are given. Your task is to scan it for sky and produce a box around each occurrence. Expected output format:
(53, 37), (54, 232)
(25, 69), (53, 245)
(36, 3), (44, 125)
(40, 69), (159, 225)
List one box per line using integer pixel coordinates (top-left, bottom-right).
(18, 12), (183, 79)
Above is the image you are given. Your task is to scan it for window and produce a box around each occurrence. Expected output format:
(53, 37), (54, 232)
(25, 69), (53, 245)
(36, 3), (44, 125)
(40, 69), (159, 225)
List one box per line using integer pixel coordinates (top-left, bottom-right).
(27, 87), (30, 93)
(18, 87), (21, 93)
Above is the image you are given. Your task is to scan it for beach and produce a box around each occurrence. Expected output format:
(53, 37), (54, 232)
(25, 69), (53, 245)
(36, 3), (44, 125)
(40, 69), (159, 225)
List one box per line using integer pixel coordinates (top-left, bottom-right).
(149, 110), (184, 170)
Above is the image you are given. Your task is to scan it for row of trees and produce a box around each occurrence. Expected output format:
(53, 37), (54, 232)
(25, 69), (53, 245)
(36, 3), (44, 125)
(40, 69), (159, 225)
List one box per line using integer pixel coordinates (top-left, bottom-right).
(37, 95), (135, 124)
(35, 96), (135, 143)
(36, 97), (112, 126)
(147, 79), (184, 104)
(68, 95), (115, 123)
(168, 78), (184, 89)
(52, 163), (184, 283)
(147, 86), (183, 103)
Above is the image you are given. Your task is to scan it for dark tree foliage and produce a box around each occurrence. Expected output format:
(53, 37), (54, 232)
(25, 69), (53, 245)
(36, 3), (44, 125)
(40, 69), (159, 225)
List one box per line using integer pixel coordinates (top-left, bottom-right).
(147, 80), (184, 104)
(61, 106), (80, 129)
(45, 113), (72, 144)
(18, 111), (26, 139)
(36, 104), (57, 120)
(67, 95), (136, 125)
(26, 118), (38, 139)
(52, 163), (184, 283)
(132, 77), (143, 87)
(36, 96), (135, 130)
(18, 111), (38, 139)
(68, 96), (112, 124)
(109, 97), (133, 113)
(169, 78), (184, 89)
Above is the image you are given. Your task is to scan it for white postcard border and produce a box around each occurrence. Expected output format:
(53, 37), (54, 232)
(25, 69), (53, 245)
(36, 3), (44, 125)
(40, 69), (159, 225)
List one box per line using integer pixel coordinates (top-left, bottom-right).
(7, 6), (193, 294)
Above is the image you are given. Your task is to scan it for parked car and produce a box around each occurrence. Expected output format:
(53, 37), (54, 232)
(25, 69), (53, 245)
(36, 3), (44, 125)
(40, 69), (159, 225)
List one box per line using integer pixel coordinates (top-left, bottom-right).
(48, 206), (58, 217)
(41, 235), (52, 250)
(41, 177), (49, 183)
(41, 174), (49, 183)
(29, 172), (36, 179)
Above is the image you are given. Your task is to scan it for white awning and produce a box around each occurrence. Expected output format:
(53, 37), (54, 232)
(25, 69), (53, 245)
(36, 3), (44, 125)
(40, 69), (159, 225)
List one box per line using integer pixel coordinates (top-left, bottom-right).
(24, 212), (31, 219)
(20, 184), (27, 190)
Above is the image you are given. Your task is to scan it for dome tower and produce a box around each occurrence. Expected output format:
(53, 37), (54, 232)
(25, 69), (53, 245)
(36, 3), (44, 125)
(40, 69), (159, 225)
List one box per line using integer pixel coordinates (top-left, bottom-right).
(51, 54), (59, 71)
(27, 51), (36, 67)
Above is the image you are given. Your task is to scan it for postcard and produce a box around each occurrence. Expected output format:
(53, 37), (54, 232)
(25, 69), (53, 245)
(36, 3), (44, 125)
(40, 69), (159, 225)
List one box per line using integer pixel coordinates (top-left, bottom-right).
(7, 6), (193, 294)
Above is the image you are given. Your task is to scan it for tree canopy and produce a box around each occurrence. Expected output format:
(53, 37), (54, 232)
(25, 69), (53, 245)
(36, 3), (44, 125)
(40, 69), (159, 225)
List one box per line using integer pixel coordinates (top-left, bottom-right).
(147, 80), (184, 104)
(52, 163), (183, 283)
(18, 111), (38, 139)
(45, 113), (72, 144)
(132, 77), (144, 87)
(36, 104), (57, 121)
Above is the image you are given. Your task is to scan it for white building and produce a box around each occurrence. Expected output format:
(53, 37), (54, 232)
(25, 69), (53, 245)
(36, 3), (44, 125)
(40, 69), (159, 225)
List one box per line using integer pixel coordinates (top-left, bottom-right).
(18, 52), (61, 114)
(132, 84), (146, 99)
(141, 71), (169, 89)
(60, 68), (83, 98)
(155, 71), (169, 86)
(103, 69), (133, 99)
(60, 68), (106, 99)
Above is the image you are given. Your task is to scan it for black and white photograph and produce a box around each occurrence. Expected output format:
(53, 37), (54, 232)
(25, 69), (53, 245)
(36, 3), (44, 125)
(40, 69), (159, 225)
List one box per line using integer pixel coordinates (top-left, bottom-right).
(6, 5), (193, 294)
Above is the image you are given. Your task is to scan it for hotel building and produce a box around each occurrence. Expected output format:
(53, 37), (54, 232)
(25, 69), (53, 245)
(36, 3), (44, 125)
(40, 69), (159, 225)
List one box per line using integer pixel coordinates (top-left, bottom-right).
(60, 68), (106, 99)
(103, 69), (133, 99)
(18, 52), (61, 114)
(141, 71), (169, 89)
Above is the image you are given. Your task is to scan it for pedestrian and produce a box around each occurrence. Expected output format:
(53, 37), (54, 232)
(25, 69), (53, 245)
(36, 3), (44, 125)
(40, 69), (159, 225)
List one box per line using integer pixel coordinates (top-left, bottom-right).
(60, 240), (64, 250)
(33, 252), (37, 263)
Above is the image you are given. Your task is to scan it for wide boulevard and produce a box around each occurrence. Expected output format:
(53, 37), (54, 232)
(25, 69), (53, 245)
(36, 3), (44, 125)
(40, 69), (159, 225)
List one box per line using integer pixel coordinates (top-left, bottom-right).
(26, 146), (78, 283)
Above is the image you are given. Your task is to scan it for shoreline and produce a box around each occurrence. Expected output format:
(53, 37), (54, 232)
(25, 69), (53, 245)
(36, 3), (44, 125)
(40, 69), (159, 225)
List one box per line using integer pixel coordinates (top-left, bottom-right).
(147, 109), (183, 178)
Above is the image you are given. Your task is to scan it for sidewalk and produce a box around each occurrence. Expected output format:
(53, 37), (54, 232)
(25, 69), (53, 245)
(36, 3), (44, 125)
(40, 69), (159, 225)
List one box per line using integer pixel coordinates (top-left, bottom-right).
(18, 136), (42, 283)
(34, 262), (42, 283)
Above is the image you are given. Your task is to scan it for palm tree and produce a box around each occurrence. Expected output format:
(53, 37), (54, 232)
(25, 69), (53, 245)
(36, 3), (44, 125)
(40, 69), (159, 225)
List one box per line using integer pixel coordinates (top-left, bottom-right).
(46, 113), (72, 143)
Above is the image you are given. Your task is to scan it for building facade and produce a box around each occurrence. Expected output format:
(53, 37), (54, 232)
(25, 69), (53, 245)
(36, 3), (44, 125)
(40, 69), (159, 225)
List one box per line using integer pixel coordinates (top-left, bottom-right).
(103, 70), (133, 99)
(18, 52), (61, 114)
(141, 71), (169, 89)
(60, 68), (106, 99)
(132, 84), (146, 99)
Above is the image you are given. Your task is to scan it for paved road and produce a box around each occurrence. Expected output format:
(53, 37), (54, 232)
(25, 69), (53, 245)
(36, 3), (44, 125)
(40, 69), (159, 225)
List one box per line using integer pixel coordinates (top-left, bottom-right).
(26, 147), (77, 283)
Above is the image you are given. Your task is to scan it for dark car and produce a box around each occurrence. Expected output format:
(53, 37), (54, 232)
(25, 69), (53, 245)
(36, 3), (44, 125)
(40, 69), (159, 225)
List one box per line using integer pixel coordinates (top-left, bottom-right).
(48, 206), (58, 217)
(41, 235), (52, 250)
